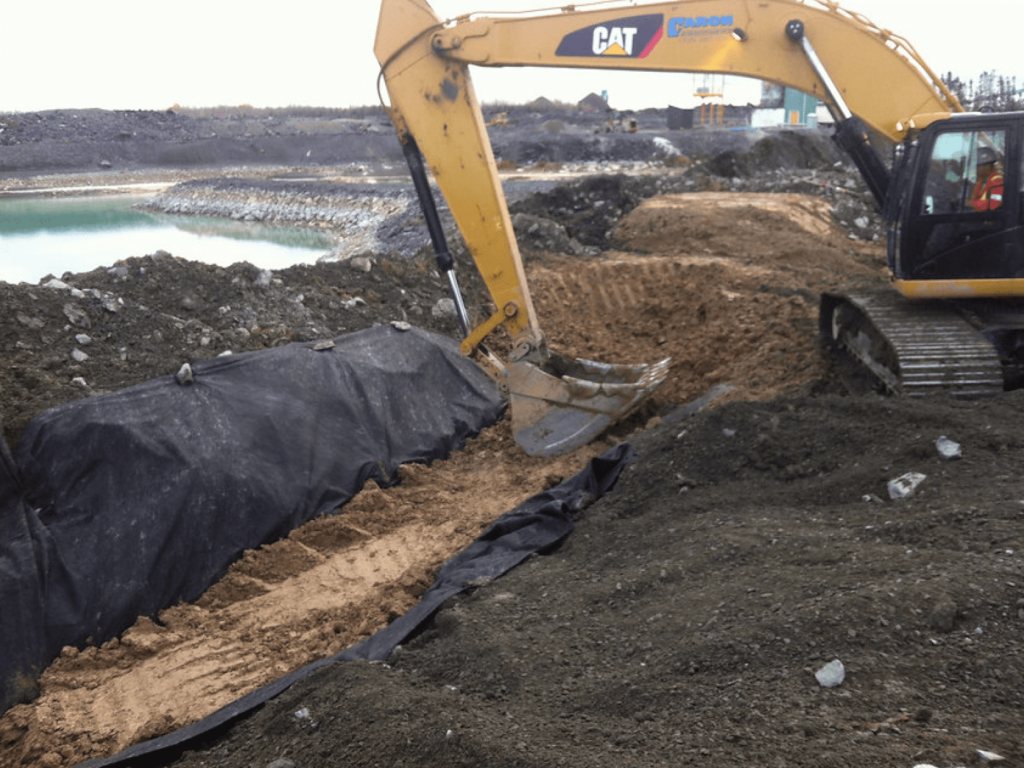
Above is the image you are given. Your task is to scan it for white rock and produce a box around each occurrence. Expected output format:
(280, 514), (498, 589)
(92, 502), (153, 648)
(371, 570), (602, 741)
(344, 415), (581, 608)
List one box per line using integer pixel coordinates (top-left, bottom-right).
(175, 362), (194, 385)
(887, 472), (926, 500)
(977, 749), (1006, 761)
(814, 659), (845, 687)
(349, 256), (374, 273)
(432, 298), (457, 318)
(936, 436), (962, 460)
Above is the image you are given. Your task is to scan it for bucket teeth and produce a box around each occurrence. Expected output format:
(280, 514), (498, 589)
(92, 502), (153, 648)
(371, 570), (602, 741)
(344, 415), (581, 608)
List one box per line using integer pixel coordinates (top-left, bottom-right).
(505, 354), (671, 457)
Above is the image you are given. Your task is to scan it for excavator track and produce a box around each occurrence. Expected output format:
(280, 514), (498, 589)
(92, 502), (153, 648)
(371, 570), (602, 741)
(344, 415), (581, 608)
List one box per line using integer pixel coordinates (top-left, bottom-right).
(821, 291), (1005, 396)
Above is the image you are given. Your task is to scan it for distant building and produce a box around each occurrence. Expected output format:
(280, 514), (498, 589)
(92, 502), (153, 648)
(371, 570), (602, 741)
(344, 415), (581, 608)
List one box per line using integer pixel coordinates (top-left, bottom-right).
(667, 106), (694, 130)
(667, 103), (755, 130)
(753, 82), (820, 127)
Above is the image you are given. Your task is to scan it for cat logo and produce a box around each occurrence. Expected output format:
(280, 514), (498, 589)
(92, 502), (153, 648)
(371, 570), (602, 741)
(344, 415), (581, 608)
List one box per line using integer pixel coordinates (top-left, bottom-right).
(556, 14), (664, 59)
(593, 26), (638, 56)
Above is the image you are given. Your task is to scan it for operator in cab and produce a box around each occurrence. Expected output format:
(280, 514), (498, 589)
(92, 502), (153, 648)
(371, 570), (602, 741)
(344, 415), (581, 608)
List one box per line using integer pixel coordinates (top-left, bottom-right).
(969, 147), (1004, 211)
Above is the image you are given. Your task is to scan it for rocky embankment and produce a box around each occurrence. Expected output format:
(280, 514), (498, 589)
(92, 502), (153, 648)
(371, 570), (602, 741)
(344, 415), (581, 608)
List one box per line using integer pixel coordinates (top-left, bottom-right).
(136, 178), (424, 259)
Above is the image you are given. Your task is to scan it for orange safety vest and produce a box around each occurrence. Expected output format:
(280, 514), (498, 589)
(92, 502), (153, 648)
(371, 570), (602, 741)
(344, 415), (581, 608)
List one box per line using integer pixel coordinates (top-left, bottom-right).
(970, 171), (1004, 212)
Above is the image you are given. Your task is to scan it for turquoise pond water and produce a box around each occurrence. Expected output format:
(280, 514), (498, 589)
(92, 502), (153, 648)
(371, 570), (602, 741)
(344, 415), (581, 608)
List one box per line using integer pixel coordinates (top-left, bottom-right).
(0, 195), (336, 284)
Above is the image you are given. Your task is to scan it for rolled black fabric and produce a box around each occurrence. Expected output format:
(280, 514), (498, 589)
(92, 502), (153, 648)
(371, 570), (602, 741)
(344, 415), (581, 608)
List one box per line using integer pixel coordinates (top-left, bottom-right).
(0, 324), (504, 714)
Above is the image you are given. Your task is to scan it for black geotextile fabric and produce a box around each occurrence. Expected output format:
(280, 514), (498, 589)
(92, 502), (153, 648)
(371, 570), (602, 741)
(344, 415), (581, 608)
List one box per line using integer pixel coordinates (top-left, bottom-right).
(76, 442), (636, 768)
(0, 324), (505, 714)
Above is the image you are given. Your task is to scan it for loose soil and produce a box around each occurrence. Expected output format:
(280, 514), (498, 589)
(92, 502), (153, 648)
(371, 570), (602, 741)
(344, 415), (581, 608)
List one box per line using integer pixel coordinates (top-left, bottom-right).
(0, 108), (1021, 768)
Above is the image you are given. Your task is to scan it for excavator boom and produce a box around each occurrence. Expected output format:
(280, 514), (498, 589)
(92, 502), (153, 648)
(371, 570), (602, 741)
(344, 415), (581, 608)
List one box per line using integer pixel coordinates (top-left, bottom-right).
(408, 0), (958, 140)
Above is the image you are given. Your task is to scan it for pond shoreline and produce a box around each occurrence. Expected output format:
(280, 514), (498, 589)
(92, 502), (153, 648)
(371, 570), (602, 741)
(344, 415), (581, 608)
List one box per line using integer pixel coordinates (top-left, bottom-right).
(0, 192), (340, 286)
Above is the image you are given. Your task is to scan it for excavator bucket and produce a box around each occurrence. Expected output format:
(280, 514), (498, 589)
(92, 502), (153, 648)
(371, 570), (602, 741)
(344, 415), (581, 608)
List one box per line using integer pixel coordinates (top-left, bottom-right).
(504, 353), (671, 457)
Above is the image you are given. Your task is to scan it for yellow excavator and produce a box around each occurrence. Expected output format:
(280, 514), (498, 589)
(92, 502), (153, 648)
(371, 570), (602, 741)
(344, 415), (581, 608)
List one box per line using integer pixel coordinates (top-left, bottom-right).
(375, 0), (1023, 455)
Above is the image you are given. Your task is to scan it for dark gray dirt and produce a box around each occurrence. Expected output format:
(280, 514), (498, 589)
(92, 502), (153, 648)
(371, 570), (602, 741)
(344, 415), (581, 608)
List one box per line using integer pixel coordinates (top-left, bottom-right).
(163, 393), (1024, 768)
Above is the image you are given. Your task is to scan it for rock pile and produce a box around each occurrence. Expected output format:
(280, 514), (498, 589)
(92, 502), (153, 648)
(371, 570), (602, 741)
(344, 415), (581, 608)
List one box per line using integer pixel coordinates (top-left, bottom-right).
(0, 252), (483, 447)
(137, 178), (419, 257)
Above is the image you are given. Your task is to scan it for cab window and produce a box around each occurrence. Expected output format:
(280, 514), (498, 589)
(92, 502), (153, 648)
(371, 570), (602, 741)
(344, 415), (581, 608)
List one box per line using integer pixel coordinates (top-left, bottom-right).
(921, 129), (1006, 215)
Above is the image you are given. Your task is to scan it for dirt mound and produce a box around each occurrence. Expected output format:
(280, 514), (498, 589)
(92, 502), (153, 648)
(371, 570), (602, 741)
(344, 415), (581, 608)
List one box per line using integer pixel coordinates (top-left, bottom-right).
(706, 130), (840, 177)
(0, 252), (491, 448)
(531, 192), (884, 408)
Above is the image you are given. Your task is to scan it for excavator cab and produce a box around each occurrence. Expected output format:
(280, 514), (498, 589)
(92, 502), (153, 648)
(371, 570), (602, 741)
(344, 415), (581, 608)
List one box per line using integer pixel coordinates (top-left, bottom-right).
(821, 112), (1024, 396)
(889, 113), (1024, 288)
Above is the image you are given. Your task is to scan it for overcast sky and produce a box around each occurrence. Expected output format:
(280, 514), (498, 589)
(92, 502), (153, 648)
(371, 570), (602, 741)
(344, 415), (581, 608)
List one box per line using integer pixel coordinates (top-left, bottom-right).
(3, 0), (1021, 113)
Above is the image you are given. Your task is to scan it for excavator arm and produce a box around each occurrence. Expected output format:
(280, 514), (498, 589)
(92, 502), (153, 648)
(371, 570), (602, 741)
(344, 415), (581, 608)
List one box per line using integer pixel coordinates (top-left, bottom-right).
(374, 0), (963, 455)
(386, 0), (959, 138)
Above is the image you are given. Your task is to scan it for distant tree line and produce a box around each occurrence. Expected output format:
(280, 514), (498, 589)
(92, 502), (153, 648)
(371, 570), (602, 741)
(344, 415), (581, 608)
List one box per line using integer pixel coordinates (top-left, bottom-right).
(942, 71), (1022, 112)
